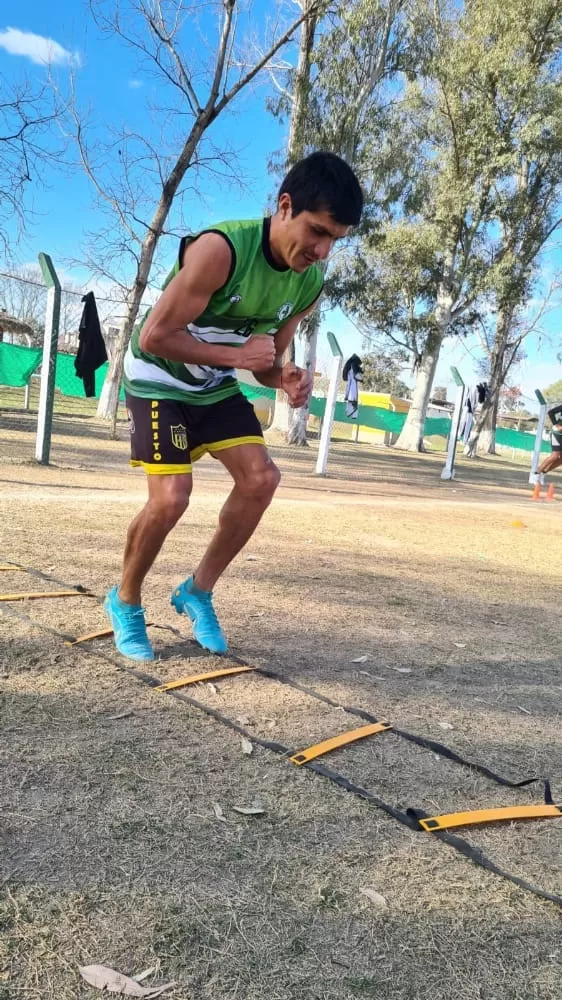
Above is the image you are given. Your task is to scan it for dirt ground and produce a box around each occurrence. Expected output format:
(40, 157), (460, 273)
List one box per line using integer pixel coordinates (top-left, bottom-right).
(1, 409), (561, 1000)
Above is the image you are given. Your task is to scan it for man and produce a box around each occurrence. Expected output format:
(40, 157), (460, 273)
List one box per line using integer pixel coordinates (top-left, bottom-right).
(104, 151), (363, 660)
(535, 400), (562, 483)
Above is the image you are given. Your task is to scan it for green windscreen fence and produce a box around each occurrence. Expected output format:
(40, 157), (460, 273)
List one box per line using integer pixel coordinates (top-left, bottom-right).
(0, 341), (548, 452)
(0, 342), (42, 387)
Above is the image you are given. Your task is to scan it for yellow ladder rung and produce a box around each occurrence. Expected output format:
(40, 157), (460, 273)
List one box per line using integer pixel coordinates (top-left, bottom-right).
(290, 721), (392, 766)
(155, 665), (255, 692)
(0, 590), (85, 602)
(420, 803), (562, 832)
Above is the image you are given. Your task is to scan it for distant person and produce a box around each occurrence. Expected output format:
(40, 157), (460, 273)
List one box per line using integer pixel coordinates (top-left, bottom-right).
(535, 400), (562, 483)
(104, 151), (363, 660)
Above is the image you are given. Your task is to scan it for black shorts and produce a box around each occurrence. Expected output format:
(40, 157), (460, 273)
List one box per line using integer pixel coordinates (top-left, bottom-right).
(125, 392), (264, 474)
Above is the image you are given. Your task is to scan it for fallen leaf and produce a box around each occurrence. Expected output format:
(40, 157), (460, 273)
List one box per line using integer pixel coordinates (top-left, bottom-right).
(108, 711), (134, 721)
(517, 705), (532, 715)
(207, 682), (219, 695)
(453, 643), (466, 649)
(491, 621), (507, 627)
(212, 802), (227, 823)
(391, 667), (411, 674)
(245, 555), (259, 561)
(249, 612), (264, 618)
(241, 737), (253, 755)
(438, 721), (454, 730)
(237, 715), (251, 726)
(79, 965), (175, 996)
(359, 887), (388, 910)
(233, 804), (265, 816)
(352, 655), (370, 664)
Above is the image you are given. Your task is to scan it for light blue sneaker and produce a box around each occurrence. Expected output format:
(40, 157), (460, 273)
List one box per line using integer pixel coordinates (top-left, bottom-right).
(103, 585), (154, 661)
(171, 576), (228, 654)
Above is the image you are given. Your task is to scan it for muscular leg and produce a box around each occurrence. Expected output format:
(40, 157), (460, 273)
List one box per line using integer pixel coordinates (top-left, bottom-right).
(119, 473), (192, 605)
(193, 444), (280, 591)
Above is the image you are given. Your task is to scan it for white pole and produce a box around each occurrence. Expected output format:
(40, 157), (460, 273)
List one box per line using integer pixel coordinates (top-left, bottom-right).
(35, 253), (61, 464)
(441, 367), (465, 481)
(529, 389), (547, 483)
(316, 331), (343, 476)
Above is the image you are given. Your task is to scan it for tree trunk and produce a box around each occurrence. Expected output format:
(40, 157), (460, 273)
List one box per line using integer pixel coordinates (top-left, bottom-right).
(474, 394), (500, 455)
(270, 0), (318, 438)
(464, 306), (512, 457)
(395, 257), (455, 452)
(286, 312), (319, 445)
(270, 339), (295, 434)
(394, 328), (444, 451)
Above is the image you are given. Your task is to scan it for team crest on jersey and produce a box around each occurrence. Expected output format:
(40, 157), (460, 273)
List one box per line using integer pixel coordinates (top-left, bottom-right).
(230, 293), (242, 303)
(170, 423), (188, 451)
(277, 301), (294, 322)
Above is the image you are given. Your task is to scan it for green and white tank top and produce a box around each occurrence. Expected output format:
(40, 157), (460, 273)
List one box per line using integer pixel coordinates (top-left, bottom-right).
(124, 217), (323, 405)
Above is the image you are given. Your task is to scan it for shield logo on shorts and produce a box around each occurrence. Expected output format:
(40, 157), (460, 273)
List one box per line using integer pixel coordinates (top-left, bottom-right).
(170, 423), (188, 451)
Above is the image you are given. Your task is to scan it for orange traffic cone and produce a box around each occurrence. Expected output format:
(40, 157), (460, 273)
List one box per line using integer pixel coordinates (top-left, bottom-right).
(546, 483), (555, 502)
(531, 482), (541, 501)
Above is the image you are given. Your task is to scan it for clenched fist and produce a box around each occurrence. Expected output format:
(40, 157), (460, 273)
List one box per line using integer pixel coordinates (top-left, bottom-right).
(281, 363), (313, 409)
(238, 335), (276, 372)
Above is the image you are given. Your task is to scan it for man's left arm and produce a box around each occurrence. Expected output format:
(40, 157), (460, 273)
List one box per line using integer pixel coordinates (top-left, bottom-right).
(253, 304), (317, 408)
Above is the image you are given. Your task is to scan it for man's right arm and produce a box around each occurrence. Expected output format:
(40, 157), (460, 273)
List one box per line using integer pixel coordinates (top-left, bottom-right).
(139, 233), (274, 372)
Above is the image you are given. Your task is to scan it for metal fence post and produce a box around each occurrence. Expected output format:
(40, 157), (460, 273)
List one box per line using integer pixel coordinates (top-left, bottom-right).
(441, 366), (465, 481)
(529, 389), (547, 483)
(316, 331), (343, 476)
(35, 253), (61, 464)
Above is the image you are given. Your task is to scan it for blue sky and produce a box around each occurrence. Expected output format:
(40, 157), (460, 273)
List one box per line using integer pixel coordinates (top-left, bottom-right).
(1, 0), (561, 408)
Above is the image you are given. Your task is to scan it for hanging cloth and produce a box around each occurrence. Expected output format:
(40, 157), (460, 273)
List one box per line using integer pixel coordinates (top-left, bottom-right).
(74, 292), (108, 397)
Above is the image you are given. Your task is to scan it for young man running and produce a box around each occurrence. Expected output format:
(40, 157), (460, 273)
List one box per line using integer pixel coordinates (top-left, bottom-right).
(535, 400), (562, 483)
(104, 151), (363, 660)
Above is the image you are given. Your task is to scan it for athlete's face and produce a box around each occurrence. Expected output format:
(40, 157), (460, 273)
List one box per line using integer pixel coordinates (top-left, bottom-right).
(276, 194), (350, 272)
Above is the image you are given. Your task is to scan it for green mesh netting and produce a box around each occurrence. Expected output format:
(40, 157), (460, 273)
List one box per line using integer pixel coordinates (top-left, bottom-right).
(53, 353), (125, 401)
(0, 342), (41, 387)
(0, 341), (548, 452)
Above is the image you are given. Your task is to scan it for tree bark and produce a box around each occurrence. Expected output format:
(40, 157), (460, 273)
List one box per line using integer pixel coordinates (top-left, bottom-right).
(464, 305), (512, 457)
(286, 311), (319, 445)
(393, 327), (444, 451)
(271, 0), (318, 438)
(394, 260), (453, 451)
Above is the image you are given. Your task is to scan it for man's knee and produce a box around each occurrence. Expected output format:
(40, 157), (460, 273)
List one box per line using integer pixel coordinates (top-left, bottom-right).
(237, 459), (281, 502)
(147, 476), (192, 527)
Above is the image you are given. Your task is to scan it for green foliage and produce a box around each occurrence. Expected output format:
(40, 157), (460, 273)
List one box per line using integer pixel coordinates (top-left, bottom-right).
(328, 0), (562, 383)
(360, 351), (410, 395)
(543, 379), (562, 402)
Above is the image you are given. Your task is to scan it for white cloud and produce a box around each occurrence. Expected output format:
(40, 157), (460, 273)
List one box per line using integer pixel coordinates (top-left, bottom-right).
(0, 27), (81, 67)
(128, 78), (143, 89)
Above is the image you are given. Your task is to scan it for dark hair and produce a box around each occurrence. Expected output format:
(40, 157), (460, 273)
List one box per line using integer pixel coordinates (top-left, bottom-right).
(278, 151), (363, 226)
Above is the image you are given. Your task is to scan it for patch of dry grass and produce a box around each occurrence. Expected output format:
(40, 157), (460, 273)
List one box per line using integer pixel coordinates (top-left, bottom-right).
(1, 419), (561, 998)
